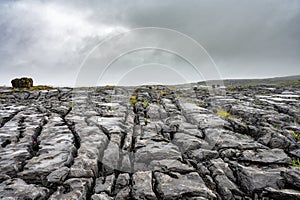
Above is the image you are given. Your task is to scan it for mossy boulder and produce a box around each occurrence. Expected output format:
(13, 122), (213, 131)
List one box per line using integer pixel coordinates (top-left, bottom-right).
(11, 77), (33, 89)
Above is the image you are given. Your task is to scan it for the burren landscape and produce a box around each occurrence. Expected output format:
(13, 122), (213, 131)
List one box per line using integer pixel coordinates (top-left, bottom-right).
(1, 0), (300, 200)
(0, 77), (300, 200)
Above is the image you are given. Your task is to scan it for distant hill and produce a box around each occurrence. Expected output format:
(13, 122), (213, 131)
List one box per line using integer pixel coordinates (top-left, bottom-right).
(197, 75), (300, 87)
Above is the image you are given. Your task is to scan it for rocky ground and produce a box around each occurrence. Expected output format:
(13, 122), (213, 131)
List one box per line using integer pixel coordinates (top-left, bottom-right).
(0, 84), (300, 200)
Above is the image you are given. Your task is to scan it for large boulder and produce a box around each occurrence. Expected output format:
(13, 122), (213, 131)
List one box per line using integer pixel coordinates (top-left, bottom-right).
(11, 77), (33, 88)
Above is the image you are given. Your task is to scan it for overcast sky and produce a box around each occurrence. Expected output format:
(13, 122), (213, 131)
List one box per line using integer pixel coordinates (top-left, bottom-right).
(0, 0), (299, 86)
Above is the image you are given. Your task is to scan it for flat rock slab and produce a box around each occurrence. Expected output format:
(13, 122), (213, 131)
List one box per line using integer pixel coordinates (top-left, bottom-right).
(239, 148), (291, 164)
(49, 178), (93, 200)
(135, 140), (182, 170)
(263, 187), (300, 200)
(132, 171), (157, 199)
(0, 178), (49, 199)
(154, 172), (216, 199)
(232, 163), (285, 195)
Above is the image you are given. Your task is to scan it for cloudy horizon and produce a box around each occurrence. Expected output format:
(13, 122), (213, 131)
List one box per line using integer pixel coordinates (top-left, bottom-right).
(0, 0), (300, 87)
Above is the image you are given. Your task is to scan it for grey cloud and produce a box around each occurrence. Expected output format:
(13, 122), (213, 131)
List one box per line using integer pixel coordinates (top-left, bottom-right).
(0, 0), (299, 86)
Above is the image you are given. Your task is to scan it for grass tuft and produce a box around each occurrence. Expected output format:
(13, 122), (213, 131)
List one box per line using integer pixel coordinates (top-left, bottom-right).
(143, 101), (149, 107)
(105, 85), (116, 90)
(130, 95), (137, 105)
(30, 85), (56, 91)
(290, 130), (300, 139)
(292, 159), (300, 170)
(217, 109), (230, 118)
(109, 107), (118, 111)
(273, 124), (280, 129)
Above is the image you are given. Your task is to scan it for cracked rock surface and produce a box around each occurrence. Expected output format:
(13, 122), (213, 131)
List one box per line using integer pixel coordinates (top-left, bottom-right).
(0, 84), (300, 199)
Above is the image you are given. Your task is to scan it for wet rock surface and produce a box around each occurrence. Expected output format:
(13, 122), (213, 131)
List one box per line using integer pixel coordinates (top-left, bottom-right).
(0, 84), (300, 199)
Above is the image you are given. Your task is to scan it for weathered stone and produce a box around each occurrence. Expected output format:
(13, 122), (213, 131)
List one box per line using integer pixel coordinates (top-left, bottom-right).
(47, 166), (69, 184)
(92, 193), (113, 200)
(0, 178), (49, 199)
(135, 140), (182, 171)
(239, 148), (291, 164)
(1, 81), (300, 200)
(19, 115), (77, 184)
(257, 131), (272, 146)
(115, 173), (130, 194)
(94, 175), (114, 194)
(120, 154), (132, 173)
(232, 163), (285, 195)
(214, 175), (243, 199)
(0, 174), (10, 183)
(50, 178), (93, 200)
(132, 171), (157, 199)
(220, 148), (241, 160)
(150, 159), (194, 173)
(204, 128), (267, 150)
(102, 143), (120, 173)
(263, 187), (300, 200)
(269, 132), (292, 149)
(208, 158), (235, 182)
(196, 163), (210, 176)
(70, 126), (109, 178)
(281, 169), (300, 189)
(154, 172), (216, 199)
(290, 149), (300, 158)
(173, 132), (209, 152)
(188, 149), (219, 162)
(115, 187), (131, 200)
(0, 145), (31, 177)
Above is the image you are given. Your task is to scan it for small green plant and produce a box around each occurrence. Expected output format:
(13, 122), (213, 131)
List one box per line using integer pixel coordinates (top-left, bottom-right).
(134, 88), (141, 93)
(69, 103), (73, 109)
(158, 90), (167, 96)
(143, 101), (149, 107)
(273, 124), (280, 129)
(186, 98), (195, 104)
(242, 133), (248, 137)
(130, 95), (137, 105)
(291, 159), (300, 170)
(217, 109), (230, 118)
(227, 86), (237, 91)
(197, 103), (205, 108)
(290, 130), (300, 139)
(144, 118), (148, 125)
(109, 107), (118, 111)
(254, 100), (261, 105)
